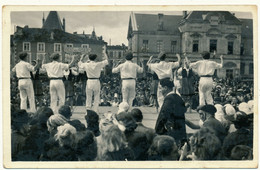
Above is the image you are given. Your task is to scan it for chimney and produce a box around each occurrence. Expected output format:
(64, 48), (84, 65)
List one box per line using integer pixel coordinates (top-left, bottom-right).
(73, 31), (77, 34)
(83, 30), (85, 35)
(63, 18), (66, 31)
(158, 13), (164, 31)
(42, 12), (45, 26)
(183, 11), (187, 18)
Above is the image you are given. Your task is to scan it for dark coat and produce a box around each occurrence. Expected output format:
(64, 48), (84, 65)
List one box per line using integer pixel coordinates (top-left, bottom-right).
(155, 93), (187, 145)
(135, 122), (156, 145)
(203, 116), (227, 143)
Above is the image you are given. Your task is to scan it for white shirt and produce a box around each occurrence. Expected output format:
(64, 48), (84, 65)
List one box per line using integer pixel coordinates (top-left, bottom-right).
(112, 60), (143, 79)
(147, 61), (179, 79)
(79, 60), (108, 78)
(190, 60), (222, 76)
(42, 61), (69, 78)
(12, 60), (35, 78)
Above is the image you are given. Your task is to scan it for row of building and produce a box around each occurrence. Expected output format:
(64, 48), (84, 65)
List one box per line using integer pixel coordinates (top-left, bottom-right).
(11, 11), (253, 79)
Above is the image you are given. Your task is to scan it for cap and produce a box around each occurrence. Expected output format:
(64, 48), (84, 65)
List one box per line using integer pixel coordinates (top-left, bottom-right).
(238, 102), (253, 115)
(201, 51), (210, 59)
(125, 52), (133, 60)
(197, 105), (217, 115)
(50, 53), (60, 60)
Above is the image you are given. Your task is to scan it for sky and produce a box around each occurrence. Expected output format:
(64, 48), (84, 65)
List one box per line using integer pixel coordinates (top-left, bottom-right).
(11, 11), (253, 46)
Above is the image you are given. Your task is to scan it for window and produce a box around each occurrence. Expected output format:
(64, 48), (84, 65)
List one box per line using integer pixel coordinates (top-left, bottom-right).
(192, 40), (199, 52)
(66, 44), (73, 48)
(118, 51), (122, 58)
(109, 51), (113, 57)
(240, 43), (244, 55)
(54, 43), (61, 52)
(228, 41), (234, 55)
(157, 40), (163, 53)
(23, 42), (31, 51)
(249, 63), (253, 74)
(171, 41), (177, 53)
(210, 39), (217, 53)
(210, 16), (219, 25)
(240, 63), (245, 75)
(226, 69), (233, 79)
(81, 44), (89, 49)
(143, 40), (149, 50)
(37, 42), (45, 52)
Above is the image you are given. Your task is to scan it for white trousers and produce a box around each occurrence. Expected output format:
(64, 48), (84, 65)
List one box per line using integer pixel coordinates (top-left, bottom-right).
(86, 79), (100, 112)
(50, 80), (65, 114)
(157, 83), (164, 110)
(18, 79), (36, 113)
(199, 77), (214, 106)
(122, 80), (136, 108)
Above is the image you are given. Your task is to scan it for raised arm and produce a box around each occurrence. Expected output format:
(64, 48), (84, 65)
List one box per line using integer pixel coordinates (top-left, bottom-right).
(176, 53), (181, 63)
(185, 119), (200, 129)
(220, 55), (224, 66)
(68, 55), (75, 68)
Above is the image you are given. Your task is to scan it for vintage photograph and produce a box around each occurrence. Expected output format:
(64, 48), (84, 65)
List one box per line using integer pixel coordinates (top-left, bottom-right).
(3, 5), (258, 168)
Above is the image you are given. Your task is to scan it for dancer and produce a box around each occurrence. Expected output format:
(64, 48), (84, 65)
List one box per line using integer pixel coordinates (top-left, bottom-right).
(42, 53), (75, 113)
(12, 52), (38, 112)
(147, 52), (180, 110)
(78, 49), (108, 112)
(187, 51), (223, 106)
(112, 52), (143, 109)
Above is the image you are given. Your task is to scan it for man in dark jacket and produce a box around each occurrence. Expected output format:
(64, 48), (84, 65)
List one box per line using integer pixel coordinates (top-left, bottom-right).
(155, 78), (187, 146)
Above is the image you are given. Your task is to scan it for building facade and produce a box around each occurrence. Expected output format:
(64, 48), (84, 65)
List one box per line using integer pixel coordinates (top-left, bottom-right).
(127, 11), (253, 79)
(11, 11), (106, 67)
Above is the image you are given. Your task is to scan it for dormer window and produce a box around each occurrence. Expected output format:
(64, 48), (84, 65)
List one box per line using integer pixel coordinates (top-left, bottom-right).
(210, 16), (219, 25)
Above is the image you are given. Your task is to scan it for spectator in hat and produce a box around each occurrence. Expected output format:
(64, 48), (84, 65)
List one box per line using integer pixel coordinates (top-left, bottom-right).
(115, 112), (149, 160)
(155, 78), (187, 146)
(131, 108), (156, 145)
(78, 49), (108, 113)
(112, 52), (144, 109)
(42, 53), (76, 113)
(186, 104), (227, 143)
(222, 111), (253, 159)
(147, 52), (181, 110)
(186, 52), (224, 106)
(12, 52), (39, 113)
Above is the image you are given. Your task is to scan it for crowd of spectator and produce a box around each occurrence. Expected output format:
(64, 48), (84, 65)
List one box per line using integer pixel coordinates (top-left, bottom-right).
(11, 96), (254, 161)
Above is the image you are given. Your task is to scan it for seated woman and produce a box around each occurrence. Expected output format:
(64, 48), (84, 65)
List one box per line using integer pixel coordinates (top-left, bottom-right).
(96, 124), (134, 161)
(41, 123), (78, 161)
(148, 135), (179, 161)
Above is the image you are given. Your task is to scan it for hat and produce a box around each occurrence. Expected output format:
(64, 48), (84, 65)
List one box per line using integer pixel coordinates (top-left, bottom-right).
(58, 105), (72, 119)
(238, 102), (252, 115)
(197, 105), (217, 115)
(89, 54), (97, 61)
(247, 100), (254, 113)
(201, 51), (210, 59)
(224, 104), (236, 116)
(50, 53), (60, 60)
(125, 52), (133, 60)
(85, 109), (99, 123)
(158, 51), (166, 60)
